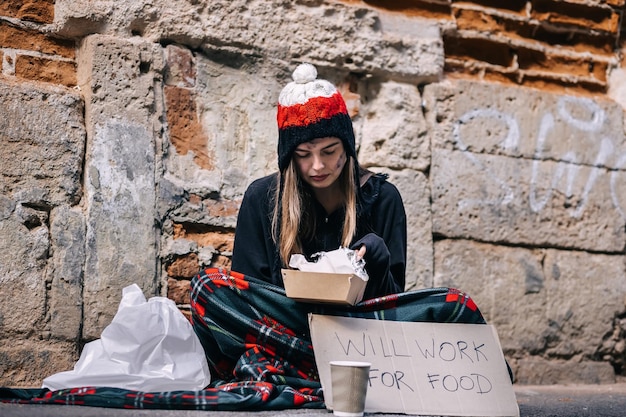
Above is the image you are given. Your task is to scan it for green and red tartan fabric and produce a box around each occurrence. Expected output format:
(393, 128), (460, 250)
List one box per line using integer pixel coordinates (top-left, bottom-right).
(0, 268), (486, 410)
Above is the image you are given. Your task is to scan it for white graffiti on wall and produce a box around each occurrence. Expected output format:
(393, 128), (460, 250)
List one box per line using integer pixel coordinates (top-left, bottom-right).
(452, 95), (625, 219)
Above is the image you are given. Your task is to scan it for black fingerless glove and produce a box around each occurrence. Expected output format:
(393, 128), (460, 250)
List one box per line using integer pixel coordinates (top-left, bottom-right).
(351, 233), (400, 299)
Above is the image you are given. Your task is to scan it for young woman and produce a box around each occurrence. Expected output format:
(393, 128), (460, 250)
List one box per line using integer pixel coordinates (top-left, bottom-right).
(0, 65), (499, 413)
(230, 63), (406, 300)
(189, 64), (488, 407)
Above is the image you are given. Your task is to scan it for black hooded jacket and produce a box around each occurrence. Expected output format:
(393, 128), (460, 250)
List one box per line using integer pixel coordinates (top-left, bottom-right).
(231, 172), (407, 300)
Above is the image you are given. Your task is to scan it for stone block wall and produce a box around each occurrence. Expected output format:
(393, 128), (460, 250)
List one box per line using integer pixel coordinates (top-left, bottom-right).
(0, 0), (625, 387)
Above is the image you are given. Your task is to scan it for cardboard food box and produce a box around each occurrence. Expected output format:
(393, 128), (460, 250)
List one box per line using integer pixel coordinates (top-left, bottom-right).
(281, 269), (367, 305)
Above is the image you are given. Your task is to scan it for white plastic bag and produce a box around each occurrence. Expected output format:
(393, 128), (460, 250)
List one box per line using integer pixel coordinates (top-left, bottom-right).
(42, 284), (211, 392)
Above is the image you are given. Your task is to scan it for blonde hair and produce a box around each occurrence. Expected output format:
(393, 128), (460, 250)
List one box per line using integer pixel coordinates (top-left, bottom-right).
(272, 158), (358, 266)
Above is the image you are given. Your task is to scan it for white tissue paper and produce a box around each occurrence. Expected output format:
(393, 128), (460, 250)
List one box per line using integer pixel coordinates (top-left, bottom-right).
(42, 284), (211, 392)
(288, 247), (369, 281)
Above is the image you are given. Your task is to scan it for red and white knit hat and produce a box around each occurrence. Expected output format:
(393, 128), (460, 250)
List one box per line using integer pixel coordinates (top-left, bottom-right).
(276, 63), (356, 171)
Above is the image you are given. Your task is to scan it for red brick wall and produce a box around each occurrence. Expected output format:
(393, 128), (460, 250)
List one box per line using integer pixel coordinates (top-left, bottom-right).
(344, 0), (626, 94)
(0, 1), (76, 87)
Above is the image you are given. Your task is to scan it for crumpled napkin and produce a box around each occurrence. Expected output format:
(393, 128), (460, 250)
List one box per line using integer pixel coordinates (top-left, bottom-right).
(288, 247), (369, 281)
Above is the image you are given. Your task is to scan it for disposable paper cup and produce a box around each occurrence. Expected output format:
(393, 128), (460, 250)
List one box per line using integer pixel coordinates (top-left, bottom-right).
(329, 360), (371, 417)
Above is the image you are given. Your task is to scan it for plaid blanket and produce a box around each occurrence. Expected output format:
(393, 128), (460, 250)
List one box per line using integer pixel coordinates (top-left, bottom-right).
(0, 268), (486, 410)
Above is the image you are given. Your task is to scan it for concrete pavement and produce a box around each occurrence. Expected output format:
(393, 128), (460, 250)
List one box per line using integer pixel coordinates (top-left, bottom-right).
(1, 383), (626, 416)
(514, 383), (626, 416)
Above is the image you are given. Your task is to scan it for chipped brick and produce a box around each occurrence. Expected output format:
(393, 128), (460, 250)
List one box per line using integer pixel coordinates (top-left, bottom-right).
(521, 72), (607, 94)
(0, 0), (55, 24)
(164, 86), (213, 170)
(0, 22), (75, 58)
(204, 198), (240, 218)
(167, 278), (191, 305)
(167, 253), (200, 278)
(457, 0), (528, 14)
(173, 223), (235, 252)
(518, 48), (609, 82)
(14, 55), (77, 87)
(362, 0), (452, 19)
(531, 0), (620, 33)
(444, 35), (515, 67)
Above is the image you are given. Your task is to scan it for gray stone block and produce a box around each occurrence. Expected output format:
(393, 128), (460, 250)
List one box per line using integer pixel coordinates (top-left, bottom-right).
(79, 36), (161, 339)
(0, 80), (85, 206)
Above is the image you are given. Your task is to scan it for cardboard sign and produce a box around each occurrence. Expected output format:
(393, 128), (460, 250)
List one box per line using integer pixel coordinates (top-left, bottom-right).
(309, 314), (519, 417)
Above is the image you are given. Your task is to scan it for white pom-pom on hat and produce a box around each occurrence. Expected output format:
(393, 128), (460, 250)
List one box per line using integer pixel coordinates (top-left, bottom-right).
(279, 63), (337, 106)
(292, 63), (317, 84)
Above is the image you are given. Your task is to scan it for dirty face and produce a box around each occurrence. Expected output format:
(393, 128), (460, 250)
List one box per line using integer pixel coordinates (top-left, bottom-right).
(293, 137), (347, 191)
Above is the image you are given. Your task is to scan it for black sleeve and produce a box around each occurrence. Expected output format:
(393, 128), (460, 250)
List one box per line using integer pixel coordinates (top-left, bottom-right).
(231, 175), (280, 285)
(351, 180), (406, 299)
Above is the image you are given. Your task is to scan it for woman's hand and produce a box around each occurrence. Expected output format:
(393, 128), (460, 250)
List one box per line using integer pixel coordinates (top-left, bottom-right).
(355, 245), (366, 261)
(351, 233), (396, 299)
